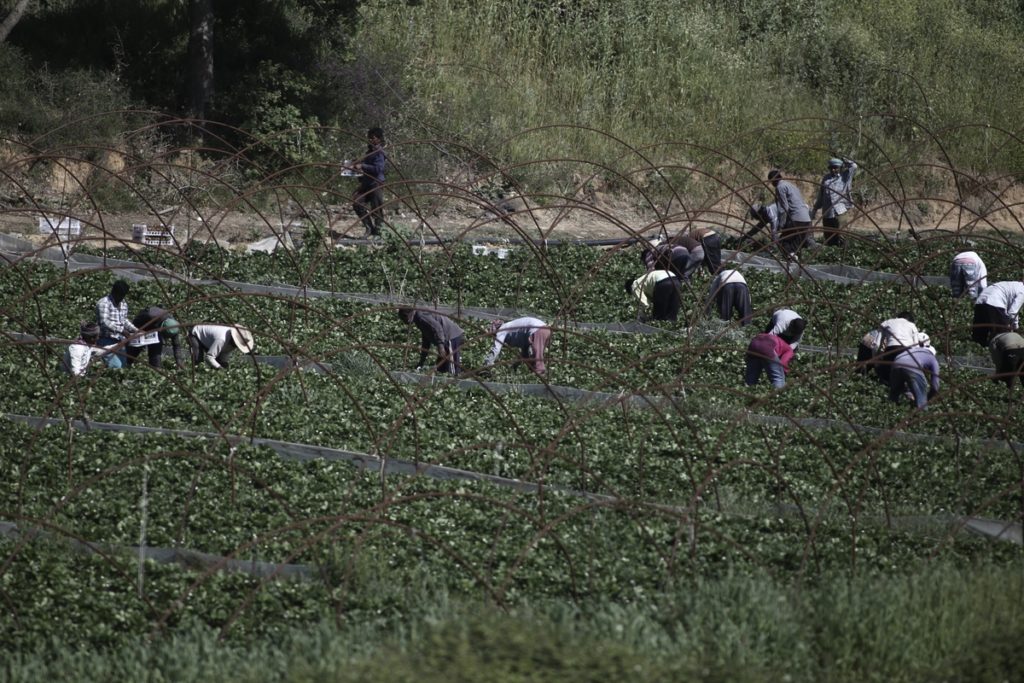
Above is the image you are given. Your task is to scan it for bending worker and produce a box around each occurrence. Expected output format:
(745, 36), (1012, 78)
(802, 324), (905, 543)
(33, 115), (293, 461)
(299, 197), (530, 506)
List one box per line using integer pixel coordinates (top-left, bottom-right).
(626, 269), (682, 321)
(484, 317), (552, 375)
(61, 322), (112, 376)
(706, 268), (752, 325)
(127, 305), (184, 369)
(188, 324), (255, 369)
(766, 308), (805, 349)
(949, 251), (987, 300)
(398, 307), (465, 375)
(971, 280), (1024, 347)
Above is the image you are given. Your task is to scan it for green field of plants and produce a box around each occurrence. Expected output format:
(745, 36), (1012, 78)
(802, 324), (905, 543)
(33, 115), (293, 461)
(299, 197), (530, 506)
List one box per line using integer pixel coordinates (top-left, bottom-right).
(1, 235), (1022, 681)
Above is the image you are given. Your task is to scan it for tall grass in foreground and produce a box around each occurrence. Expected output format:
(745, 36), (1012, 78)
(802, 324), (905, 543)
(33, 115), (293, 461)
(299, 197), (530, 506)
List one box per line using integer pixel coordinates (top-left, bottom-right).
(5, 560), (1021, 682)
(356, 0), (1024, 194)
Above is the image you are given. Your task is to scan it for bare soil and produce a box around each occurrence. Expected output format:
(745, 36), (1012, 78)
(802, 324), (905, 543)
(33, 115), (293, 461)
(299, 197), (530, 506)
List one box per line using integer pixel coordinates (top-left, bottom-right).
(3, 186), (1022, 251)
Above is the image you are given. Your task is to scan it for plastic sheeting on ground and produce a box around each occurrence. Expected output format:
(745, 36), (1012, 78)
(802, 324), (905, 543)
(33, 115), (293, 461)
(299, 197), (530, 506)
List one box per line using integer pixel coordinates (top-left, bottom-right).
(6, 412), (1020, 547)
(0, 520), (315, 580)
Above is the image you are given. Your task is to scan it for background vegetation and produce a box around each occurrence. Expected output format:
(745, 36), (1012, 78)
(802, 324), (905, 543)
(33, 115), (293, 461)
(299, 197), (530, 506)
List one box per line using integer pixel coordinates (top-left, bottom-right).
(2, 0), (1024, 198)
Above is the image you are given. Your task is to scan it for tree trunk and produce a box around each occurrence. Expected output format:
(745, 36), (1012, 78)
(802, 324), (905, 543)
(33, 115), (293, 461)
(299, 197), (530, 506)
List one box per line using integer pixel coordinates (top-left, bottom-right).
(187, 0), (214, 121)
(0, 0), (32, 43)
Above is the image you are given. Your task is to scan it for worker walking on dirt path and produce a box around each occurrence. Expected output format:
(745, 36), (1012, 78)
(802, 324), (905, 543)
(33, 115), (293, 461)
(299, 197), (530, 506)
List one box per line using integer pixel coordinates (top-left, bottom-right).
(706, 269), (752, 325)
(95, 279), (137, 370)
(188, 324), (255, 369)
(398, 307), (465, 375)
(126, 305), (184, 369)
(483, 317), (552, 375)
(769, 168), (814, 258)
(810, 157), (857, 247)
(626, 270), (683, 322)
(949, 251), (987, 300)
(349, 127), (387, 237)
(971, 280), (1024, 347)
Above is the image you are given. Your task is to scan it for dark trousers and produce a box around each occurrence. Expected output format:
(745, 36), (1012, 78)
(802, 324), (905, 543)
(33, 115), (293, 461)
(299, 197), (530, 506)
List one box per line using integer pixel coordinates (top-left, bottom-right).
(872, 346), (906, 384)
(781, 220), (812, 254)
(126, 341), (163, 368)
(700, 233), (722, 275)
(971, 303), (1012, 347)
(711, 283), (752, 326)
(353, 181), (384, 235)
(822, 213), (847, 247)
(436, 335), (464, 375)
(651, 277), (682, 321)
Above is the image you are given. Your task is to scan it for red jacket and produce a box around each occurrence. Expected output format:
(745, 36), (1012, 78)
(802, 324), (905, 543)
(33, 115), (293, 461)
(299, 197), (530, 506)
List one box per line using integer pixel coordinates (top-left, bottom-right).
(747, 333), (794, 372)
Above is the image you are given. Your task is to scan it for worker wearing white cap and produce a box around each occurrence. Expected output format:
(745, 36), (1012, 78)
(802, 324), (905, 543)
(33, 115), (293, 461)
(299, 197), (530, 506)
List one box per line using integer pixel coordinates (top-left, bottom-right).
(810, 157), (857, 247)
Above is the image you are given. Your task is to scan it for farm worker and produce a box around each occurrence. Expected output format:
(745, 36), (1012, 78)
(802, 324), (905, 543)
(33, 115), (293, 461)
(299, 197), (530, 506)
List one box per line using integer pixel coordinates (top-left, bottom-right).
(626, 270), (682, 321)
(398, 307), (465, 375)
(744, 332), (795, 388)
(888, 345), (940, 409)
(855, 327), (884, 374)
(95, 279), (137, 369)
(971, 280), (1024, 347)
(765, 309), (806, 350)
(642, 238), (701, 281)
(810, 157), (857, 247)
(989, 331), (1024, 389)
(949, 251), (988, 300)
(873, 312), (928, 383)
(187, 324), (255, 369)
(706, 268), (752, 325)
(61, 322), (113, 376)
(126, 305), (184, 369)
(483, 317), (552, 375)
(350, 126), (387, 237)
(689, 226), (722, 275)
(768, 168), (814, 258)
(741, 202), (781, 248)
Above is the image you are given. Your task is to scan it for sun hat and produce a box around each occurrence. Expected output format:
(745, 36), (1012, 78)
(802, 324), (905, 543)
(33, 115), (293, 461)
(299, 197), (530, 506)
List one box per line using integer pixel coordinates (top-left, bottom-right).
(229, 326), (255, 354)
(161, 317), (180, 336)
(828, 157), (843, 168)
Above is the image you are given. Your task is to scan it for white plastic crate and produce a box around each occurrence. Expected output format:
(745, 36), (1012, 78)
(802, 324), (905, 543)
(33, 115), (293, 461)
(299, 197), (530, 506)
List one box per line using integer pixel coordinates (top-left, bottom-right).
(132, 223), (175, 246)
(37, 216), (81, 237)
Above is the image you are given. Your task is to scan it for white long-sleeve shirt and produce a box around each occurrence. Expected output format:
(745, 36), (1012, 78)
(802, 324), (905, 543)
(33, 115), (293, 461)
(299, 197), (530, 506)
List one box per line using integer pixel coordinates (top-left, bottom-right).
(484, 317), (547, 366)
(190, 324), (235, 369)
(976, 281), (1024, 328)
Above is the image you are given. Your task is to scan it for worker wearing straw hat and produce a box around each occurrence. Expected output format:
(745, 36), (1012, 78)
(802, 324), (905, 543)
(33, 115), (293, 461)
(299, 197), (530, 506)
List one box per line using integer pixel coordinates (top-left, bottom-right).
(188, 324), (255, 369)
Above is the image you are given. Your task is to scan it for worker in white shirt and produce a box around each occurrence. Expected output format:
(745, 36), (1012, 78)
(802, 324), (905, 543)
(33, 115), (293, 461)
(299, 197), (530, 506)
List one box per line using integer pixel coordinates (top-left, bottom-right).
(949, 251), (987, 300)
(706, 269), (752, 325)
(871, 312), (929, 383)
(61, 322), (112, 376)
(188, 324), (255, 369)
(765, 309), (805, 349)
(483, 317), (552, 375)
(971, 281), (1024, 347)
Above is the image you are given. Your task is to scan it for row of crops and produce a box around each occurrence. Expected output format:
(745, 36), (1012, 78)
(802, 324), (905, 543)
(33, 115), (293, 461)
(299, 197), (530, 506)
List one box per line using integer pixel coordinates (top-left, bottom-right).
(1, 234), (1022, 657)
